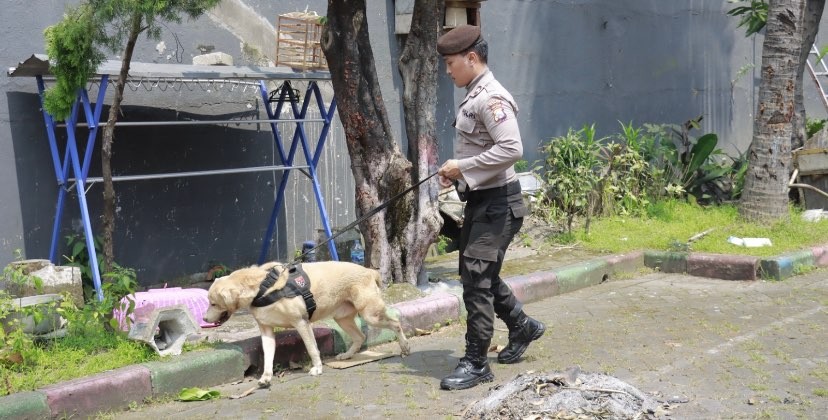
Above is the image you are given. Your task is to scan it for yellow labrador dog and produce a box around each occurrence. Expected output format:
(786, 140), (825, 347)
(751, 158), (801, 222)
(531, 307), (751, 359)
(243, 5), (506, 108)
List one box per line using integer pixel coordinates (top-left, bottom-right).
(203, 261), (410, 387)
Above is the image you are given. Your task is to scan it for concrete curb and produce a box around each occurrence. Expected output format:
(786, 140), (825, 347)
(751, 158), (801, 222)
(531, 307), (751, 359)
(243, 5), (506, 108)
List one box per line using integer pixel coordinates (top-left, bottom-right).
(644, 251), (688, 274)
(0, 391), (50, 420)
(643, 249), (822, 282)
(759, 250), (815, 281)
(811, 244), (828, 266)
(3, 245), (826, 418)
(41, 365), (153, 419)
(393, 292), (462, 335)
(143, 346), (245, 396)
(687, 253), (759, 281)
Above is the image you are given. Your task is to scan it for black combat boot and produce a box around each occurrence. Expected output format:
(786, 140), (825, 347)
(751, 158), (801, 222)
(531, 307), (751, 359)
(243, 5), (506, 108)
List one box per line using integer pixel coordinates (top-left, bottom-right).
(440, 338), (494, 390)
(497, 312), (546, 364)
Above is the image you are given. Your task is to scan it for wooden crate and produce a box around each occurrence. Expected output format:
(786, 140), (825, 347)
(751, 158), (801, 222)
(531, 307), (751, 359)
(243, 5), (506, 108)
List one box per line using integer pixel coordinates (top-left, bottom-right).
(275, 12), (327, 71)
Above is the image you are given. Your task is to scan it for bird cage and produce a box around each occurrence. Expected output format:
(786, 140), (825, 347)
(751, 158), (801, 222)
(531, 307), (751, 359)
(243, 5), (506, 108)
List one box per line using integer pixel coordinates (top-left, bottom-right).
(275, 11), (328, 71)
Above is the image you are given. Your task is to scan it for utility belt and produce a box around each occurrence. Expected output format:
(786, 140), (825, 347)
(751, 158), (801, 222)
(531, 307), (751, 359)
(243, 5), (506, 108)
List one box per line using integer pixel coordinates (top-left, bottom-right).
(457, 180), (521, 203)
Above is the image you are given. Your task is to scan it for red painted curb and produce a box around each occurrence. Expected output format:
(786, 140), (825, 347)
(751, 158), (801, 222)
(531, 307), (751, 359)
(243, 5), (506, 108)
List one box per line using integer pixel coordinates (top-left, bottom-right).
(40, 365), (152, 418)
(393, 292), (461, 334)
(812, 245), (828, 267)
(505, 271), (558, 303)
(687, 253), (758, 280)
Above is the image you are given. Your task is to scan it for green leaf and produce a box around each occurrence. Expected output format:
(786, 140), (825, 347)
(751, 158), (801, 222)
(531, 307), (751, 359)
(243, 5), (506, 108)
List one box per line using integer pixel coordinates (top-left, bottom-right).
(178, 387), (221, 401)
(72, 241), (85, 258)
(685, 133), (718, 178)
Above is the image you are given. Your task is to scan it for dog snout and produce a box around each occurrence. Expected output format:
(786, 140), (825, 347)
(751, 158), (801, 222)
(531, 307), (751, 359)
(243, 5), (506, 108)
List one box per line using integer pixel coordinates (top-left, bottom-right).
(203, 307), (229, 325)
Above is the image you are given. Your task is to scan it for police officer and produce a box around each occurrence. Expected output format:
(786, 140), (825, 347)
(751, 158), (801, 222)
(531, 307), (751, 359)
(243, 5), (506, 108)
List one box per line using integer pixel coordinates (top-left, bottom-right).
(436, 25), (546, 391)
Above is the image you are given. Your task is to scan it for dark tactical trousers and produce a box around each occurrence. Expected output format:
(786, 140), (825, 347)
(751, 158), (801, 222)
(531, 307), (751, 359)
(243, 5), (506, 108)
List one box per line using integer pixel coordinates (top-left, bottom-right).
(459, 180), (528, 341)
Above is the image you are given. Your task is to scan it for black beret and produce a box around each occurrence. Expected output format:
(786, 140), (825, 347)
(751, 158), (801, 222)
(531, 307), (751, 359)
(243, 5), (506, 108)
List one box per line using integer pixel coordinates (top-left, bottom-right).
(437, 25), (482, 55)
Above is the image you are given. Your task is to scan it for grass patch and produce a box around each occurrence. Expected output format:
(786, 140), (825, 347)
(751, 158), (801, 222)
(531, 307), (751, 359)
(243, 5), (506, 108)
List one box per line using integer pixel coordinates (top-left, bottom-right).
(1, 300), (219, 396)
(1, 329), (158, 396)
(574, 200), (828, 256)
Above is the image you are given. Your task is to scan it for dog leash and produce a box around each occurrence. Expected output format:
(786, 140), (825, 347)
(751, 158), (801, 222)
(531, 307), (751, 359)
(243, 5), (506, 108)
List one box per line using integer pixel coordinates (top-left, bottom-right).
(292, 171), (440, 263)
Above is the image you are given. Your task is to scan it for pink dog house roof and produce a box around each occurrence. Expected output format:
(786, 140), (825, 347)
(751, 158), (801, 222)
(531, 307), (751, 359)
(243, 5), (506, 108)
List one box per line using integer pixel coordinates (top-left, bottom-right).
(113, 287), (216, 331)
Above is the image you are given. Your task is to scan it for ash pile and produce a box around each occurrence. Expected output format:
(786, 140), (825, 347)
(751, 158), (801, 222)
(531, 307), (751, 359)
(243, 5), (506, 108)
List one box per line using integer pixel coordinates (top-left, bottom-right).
(463, 367), (662, 419)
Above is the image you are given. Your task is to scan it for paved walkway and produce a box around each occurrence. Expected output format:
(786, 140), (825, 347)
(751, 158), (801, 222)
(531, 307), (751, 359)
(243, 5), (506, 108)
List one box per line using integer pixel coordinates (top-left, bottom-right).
(115, 269), (828, 419)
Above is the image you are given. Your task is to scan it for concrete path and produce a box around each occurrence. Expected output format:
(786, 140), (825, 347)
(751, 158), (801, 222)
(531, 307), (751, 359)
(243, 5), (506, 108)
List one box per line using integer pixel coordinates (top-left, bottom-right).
(112, 269), (828, 419)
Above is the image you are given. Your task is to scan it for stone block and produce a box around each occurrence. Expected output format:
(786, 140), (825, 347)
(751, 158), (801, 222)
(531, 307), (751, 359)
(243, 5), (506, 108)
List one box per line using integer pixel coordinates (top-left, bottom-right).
(192, 52), (233, 66)
(2, 260), (83, 308)
(128, 304), (200, 356)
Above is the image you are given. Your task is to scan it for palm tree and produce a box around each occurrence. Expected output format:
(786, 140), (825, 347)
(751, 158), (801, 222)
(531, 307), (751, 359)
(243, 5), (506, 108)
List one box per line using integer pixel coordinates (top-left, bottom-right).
(739, 0), (807, 222)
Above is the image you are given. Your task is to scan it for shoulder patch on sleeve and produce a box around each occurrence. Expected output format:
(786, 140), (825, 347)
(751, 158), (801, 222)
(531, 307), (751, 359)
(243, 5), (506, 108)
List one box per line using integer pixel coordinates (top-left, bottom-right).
(470, 85), (485, 98)
(487, 98), (510, 124)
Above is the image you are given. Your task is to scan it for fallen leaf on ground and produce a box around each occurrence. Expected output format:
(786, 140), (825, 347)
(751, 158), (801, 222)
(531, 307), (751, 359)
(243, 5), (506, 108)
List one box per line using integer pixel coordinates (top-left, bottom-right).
(178, 387), (221, 401)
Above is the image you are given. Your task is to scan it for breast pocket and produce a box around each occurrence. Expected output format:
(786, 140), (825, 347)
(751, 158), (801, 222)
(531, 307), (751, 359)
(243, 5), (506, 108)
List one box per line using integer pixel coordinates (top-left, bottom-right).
(456, 115), (476, 135)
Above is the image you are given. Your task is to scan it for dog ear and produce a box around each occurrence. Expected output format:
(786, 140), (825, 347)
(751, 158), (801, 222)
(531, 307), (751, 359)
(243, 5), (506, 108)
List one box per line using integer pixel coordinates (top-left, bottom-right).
(219, 287), (240, 312)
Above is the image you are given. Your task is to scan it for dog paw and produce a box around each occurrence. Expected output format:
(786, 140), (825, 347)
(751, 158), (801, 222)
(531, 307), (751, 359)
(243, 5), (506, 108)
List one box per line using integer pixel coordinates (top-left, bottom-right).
(400, 343), (411, 357)
(257, 378), (272, 389)
(309, 366), (323, 376)
(335, 353), (354, 361)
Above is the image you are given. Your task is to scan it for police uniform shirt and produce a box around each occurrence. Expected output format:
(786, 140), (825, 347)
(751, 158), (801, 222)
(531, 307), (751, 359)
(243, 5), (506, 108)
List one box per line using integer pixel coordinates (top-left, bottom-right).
(454, 70), (523, 192)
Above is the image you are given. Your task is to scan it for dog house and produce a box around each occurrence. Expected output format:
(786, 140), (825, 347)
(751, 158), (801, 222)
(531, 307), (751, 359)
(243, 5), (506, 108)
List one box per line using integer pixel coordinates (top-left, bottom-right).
(7, 54), (342, 301)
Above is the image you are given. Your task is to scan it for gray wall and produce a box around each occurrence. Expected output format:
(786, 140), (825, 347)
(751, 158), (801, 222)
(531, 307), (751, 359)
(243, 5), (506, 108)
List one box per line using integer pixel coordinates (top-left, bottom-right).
(2, 0), (828, 287)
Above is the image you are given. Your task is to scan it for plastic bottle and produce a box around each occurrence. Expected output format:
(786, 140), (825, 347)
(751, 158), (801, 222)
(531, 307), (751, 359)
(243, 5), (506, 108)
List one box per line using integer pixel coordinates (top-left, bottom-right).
(301, 241), (316, 262)
(350, 240), (365, 265)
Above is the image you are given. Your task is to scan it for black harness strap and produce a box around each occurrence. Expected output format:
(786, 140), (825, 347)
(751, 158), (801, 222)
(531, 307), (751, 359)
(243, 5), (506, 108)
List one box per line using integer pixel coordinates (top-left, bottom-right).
(251, 264), (316, 319)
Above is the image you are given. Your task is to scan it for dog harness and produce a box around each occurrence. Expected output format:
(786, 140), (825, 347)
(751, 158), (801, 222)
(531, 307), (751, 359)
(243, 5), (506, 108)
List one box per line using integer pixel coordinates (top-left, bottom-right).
(251, 264), (317, 319)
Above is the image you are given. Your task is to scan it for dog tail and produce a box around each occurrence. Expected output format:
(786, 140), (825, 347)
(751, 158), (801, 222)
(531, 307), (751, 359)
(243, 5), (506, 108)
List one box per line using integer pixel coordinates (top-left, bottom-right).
(371, 269), (382, 290)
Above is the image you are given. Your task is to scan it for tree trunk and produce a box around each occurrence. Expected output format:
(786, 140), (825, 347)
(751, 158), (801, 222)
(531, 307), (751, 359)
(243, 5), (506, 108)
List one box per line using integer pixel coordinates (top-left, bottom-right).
(740, 0), (806, 222)
(792, 0), (825, 149)
(398, 0), (444, 285)
(321, 0), (419, 284)
(101, 13), (142, 273)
